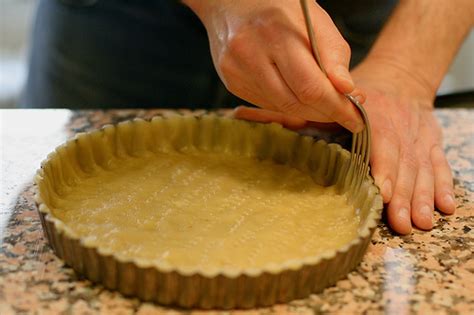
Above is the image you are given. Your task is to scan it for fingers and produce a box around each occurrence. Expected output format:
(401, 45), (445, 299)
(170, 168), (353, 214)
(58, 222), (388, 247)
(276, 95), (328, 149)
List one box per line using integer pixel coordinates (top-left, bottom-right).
(220, 33), (336, 123)
(370, 124), (400, 204)
(384, 110), (454, 234)
(410, 115), (435, 230)
(411, 144), (435, 230)
(217, 28), (288, 113)
(221, 32), (364, 131)
(409, 112), (454, 232)
(233, 106), (307, 130)
(214, 1), (363, 132)
(219, 49), (292, 113)
(271, 34), (363, 132)
(387, 146), (418, 235)
(374, 100), (419, 235)
(410, 115), (448, 230)
(431, 145), (456, 214)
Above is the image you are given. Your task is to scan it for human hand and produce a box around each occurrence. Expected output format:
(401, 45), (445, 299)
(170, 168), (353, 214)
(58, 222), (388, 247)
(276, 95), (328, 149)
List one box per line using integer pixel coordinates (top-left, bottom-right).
(349, 59), (456, 234)
(183, 0), (364, 132)
(234, 59), (456, 235)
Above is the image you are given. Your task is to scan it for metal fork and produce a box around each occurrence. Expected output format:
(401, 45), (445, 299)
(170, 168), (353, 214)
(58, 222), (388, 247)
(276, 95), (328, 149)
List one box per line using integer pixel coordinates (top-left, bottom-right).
(299, 0), (372, 188)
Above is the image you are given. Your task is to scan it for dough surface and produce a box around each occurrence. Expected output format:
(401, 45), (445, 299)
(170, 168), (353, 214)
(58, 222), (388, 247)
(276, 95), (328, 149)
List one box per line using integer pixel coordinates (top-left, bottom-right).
(54, 149), (359, 271)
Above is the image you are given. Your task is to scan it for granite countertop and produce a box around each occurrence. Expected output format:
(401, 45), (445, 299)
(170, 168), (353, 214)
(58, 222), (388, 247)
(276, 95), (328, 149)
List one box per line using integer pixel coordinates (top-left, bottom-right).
(0, 109), (473, 314)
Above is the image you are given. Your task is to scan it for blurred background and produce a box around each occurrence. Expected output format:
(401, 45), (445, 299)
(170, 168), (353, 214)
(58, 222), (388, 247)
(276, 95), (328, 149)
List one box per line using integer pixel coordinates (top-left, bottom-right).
(1, 0), (473, 109)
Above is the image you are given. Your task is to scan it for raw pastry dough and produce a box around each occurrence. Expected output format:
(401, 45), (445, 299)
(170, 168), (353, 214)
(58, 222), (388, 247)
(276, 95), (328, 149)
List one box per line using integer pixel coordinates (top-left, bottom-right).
(54, 150), (359, 271)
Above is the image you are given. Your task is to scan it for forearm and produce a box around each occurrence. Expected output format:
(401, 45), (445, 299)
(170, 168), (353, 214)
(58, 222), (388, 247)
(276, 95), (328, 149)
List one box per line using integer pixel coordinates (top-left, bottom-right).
(364, 0), (474, 100)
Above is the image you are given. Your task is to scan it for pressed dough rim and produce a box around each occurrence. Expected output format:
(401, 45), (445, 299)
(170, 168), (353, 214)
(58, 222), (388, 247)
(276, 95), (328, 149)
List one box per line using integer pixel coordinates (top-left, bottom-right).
(34, 114), (382, 279)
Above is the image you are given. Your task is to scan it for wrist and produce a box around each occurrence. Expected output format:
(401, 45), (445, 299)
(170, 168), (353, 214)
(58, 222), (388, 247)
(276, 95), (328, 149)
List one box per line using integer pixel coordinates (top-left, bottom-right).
(352, 54), (437, 105)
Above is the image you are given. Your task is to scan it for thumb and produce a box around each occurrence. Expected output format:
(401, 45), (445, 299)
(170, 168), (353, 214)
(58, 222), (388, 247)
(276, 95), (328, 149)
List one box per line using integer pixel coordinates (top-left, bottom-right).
(327, 65), (354, 95)
(233, 106), (308, 130)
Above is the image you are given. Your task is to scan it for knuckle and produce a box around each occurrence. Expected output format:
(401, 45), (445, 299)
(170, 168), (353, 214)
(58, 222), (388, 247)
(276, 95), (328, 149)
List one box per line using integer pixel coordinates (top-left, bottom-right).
(418, 158), (433, 172)
(431, 153), (451, 177)
(259, 22), (282, 44)
(396, 182), (414, 200)
(227, 32), (251, 59)
(254, 8), (287, 40)
(401, 150), (418, 171)
(414, 144), (431, 164)
(430, 144), (446, 166)
(296, 82), (325, 105)
(324, 34), (351, 61)
(217, 56), (232, 76)
(415, 189), (434, 202)
(277, 101), (303, 116)
(336, 40), (351, 58)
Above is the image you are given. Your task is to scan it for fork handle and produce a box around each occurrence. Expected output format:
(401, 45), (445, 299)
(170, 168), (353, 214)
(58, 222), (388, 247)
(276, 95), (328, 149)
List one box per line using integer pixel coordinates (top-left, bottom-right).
(299, 0), (327, 76)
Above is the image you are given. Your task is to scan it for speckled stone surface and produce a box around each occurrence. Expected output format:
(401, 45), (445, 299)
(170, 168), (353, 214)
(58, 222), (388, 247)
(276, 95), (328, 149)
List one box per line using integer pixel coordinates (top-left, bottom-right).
(0, 109), (473, 314)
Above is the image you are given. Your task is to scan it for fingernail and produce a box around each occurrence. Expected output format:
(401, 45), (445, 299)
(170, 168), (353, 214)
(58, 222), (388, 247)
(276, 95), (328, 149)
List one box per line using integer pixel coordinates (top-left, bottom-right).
(335, 65), (354, 88)
(419, 205), (433, 223)
(398, 207), (410, 221)
(344, 120), (364, 133)
(354, 94), (364, 104)
(381, 179), (392, 202)
(444, 194), (456, 209)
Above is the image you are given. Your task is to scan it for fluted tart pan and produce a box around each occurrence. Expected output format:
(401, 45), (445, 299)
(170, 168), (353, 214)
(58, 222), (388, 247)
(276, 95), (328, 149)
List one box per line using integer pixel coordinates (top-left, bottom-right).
(34, 114), (382, 309)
